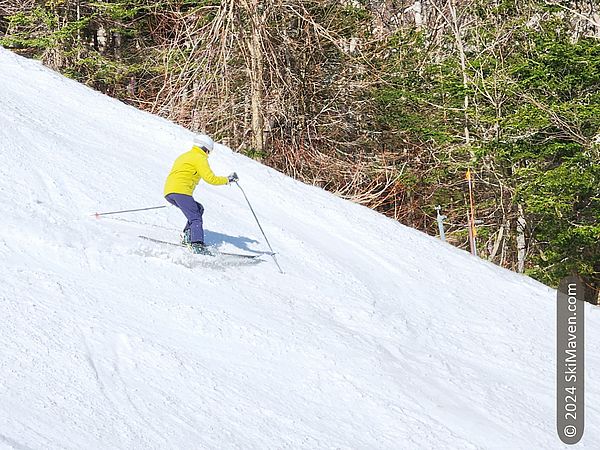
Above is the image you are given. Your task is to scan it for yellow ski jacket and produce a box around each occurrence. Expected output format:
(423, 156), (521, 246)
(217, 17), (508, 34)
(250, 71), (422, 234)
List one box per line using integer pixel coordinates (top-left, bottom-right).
(164, 146), (229, 196)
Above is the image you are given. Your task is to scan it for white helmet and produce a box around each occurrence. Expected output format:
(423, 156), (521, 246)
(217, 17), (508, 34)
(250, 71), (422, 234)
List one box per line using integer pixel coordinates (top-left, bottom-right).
(192, 134), (214, 152)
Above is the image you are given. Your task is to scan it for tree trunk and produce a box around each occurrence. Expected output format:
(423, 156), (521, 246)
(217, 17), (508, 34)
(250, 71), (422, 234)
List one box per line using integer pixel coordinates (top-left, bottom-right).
(243, 0), (265, 154)
(516, 204), (527, 273)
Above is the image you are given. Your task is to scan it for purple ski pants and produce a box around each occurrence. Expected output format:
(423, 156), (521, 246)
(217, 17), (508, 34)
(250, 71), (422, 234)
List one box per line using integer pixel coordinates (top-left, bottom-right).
(165, 193), (205, 243)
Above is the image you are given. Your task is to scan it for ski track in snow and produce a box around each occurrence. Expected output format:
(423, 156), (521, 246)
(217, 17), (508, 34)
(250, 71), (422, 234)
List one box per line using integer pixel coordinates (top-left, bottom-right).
(1, 47), (599, 449)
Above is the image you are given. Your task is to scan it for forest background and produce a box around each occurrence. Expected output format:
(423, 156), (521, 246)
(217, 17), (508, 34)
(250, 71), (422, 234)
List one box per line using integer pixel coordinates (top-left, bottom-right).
(1, 0), (598, 301)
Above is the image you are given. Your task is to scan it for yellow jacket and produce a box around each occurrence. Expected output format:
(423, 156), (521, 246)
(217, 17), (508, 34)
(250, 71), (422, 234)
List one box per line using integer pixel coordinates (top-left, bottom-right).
(164, 146), (229, 196)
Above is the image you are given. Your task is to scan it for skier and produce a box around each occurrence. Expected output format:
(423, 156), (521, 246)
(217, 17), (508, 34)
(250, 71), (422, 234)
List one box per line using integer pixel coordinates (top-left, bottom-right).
(164, 134), (238, 254)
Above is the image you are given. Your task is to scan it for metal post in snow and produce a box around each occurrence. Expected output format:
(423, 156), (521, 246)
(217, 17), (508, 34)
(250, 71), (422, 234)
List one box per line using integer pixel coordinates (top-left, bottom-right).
(435, 205), (447, 242)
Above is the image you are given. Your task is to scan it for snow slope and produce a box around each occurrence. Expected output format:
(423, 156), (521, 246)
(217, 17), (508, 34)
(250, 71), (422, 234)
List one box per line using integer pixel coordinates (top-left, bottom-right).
(0, 47), (599, 449)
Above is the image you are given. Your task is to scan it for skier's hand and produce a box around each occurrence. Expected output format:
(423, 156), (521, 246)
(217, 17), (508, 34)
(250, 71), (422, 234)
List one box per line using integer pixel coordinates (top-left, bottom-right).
(228, 172), (239, 183)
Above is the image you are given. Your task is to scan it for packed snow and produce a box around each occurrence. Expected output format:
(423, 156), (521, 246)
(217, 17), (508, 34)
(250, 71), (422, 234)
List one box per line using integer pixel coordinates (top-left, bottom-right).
(0, 47), (598, 449)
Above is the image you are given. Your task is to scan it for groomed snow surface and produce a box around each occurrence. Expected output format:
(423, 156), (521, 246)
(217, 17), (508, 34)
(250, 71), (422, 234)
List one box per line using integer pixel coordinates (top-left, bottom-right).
(0, 47), (598, 449)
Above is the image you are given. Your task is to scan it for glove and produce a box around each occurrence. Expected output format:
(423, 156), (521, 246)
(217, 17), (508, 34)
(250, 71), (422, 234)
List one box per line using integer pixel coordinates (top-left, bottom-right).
(227, 172), (239, 183)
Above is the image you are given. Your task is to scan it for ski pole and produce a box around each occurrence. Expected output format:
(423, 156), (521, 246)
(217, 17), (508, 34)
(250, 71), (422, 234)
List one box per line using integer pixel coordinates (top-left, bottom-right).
(234, 181), (284, 274)
(92, 205), (166, 218)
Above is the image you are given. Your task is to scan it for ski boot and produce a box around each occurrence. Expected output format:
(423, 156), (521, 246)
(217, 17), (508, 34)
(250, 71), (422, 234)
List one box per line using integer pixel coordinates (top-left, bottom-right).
(189, 242), (212, 255)
(181, 229), (191, 245)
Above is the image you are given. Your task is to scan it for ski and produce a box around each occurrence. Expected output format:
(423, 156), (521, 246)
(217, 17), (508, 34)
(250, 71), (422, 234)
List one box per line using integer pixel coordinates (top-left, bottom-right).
(138, 235), (261, 259)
